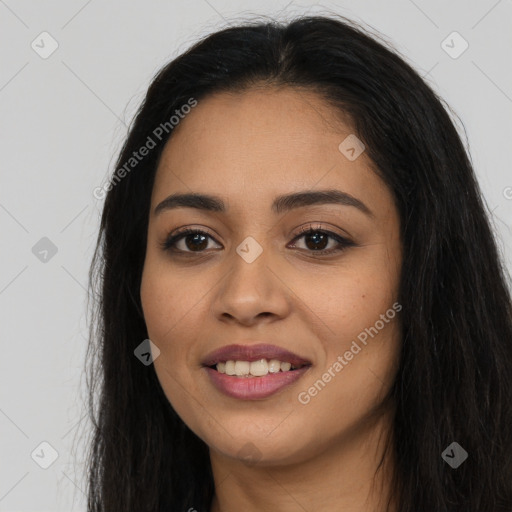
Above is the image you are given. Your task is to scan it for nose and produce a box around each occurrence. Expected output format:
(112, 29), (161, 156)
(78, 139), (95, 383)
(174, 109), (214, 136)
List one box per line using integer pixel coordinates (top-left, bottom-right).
(211, 245), (291, 326)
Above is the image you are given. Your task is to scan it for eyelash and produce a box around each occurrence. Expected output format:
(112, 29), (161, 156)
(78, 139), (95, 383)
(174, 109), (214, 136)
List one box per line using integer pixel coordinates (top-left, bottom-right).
(160, 223), (354, 256)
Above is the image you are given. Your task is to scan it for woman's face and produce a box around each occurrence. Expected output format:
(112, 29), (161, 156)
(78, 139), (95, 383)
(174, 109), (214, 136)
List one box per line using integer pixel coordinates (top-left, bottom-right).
(140, 87), (402, 466)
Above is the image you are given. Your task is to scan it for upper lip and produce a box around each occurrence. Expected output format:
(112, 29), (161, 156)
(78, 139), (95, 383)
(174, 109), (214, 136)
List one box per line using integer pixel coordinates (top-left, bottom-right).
(202, 343), (312, 367)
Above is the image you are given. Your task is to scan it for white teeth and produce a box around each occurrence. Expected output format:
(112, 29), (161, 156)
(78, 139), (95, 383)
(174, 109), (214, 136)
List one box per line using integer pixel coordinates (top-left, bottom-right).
(249, 359), (268, 376)
(234, 361), (250, 376)
(268, 359), (281, 373)
(280, 362), (291, 372)
(215, 358), (305, 376)
(225, 360), (236, 375)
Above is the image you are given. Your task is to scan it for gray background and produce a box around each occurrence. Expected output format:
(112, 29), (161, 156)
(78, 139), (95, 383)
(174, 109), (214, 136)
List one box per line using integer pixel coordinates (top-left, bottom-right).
(1, 1), (511, 510)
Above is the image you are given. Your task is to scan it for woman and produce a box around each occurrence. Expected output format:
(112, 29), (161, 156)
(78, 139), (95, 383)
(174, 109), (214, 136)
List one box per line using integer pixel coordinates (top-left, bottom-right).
(85, 14), (512, 512)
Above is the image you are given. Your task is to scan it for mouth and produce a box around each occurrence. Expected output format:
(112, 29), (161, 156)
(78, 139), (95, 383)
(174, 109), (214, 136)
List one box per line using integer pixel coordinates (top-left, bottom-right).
(201, 343), (312, 400)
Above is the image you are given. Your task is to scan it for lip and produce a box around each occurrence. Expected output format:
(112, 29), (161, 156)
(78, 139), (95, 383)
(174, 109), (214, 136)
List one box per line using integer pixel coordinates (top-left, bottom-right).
(201, 343), (312, 367)
(204, 365), (311, 400)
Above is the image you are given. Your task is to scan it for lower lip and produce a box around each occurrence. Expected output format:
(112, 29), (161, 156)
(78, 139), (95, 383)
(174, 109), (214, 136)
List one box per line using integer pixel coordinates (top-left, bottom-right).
(203, 365), (311, 400)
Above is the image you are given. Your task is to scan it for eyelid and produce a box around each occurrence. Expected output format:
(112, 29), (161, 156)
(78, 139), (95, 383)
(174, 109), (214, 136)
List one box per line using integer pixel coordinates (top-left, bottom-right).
(292, 222), (351, 240)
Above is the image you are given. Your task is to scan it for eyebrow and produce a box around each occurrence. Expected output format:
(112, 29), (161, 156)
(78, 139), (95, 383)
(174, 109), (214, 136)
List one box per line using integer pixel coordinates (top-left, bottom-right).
(153, 189), (374, 218)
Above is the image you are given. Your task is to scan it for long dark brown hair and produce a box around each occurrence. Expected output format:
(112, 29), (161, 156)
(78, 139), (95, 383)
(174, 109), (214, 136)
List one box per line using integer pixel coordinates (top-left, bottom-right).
(84, 14), (512, 511)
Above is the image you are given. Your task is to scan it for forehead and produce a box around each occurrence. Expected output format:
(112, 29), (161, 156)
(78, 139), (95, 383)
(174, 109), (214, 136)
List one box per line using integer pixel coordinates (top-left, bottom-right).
(151, 87), (391, 218)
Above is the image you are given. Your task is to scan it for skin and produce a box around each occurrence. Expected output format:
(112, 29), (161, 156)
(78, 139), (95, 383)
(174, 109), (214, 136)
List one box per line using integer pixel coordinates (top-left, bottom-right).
(140, 87), (402, 512)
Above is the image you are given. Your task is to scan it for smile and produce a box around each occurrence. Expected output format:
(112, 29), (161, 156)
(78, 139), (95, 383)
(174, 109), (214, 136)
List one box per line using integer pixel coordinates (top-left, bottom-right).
(212, 358), (308, 376)
(204, 361), (311, 400)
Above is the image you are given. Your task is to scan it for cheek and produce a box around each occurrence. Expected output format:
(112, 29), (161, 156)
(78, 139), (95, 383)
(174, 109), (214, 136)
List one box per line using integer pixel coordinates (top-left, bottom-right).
(296, 306), (401, 442)
(140, 257), (207, 342)
(296, 248), (401, 413)
(140, 256), (217, 370)
(140, 261), (210, 434)
(140, 262), (193, 396)
(304, 255), (400, 344)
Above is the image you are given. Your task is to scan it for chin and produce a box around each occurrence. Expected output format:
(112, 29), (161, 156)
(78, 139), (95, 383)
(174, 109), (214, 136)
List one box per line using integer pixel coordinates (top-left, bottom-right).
(204, 425), (315, 467)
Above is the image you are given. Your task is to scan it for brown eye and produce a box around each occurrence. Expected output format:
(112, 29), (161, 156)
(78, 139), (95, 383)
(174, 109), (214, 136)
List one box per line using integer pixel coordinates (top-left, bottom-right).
(161, 228), (220, 253)
(289, 224), (355, 255)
